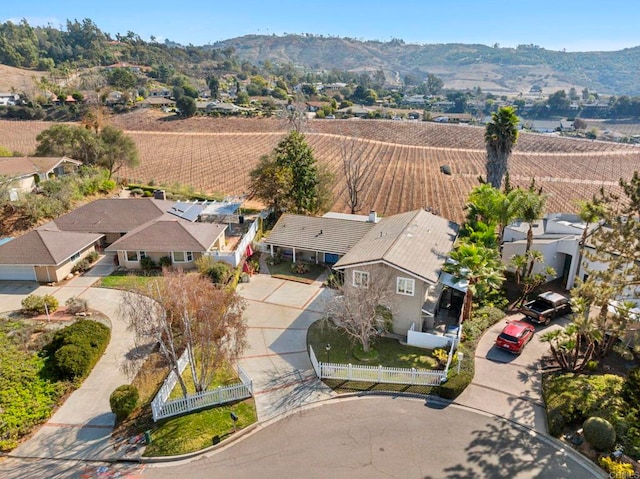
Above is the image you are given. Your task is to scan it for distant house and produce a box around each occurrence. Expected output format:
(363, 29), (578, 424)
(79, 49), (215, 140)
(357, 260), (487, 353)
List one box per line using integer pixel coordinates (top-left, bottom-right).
(0, 156), (82, 195)
(0, 92), (20, 106)
(335, 105), (372, 118)
(148, 88), (172, 98)
(142, 97), (176, 108)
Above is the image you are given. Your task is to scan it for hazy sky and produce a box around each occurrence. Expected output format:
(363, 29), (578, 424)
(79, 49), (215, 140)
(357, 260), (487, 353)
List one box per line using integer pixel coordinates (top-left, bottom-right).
(5, 0), (640, 52)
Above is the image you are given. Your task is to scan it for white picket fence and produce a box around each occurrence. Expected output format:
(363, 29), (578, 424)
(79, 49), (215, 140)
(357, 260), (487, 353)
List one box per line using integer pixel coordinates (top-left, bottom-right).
(309, 345), (447, 386)
(151, 350), (253, 422)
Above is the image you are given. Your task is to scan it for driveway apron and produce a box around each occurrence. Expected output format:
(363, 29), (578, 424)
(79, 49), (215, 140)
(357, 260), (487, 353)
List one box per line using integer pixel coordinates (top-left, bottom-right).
(237, 274), (337, 420)
(456, 313), (569, 433)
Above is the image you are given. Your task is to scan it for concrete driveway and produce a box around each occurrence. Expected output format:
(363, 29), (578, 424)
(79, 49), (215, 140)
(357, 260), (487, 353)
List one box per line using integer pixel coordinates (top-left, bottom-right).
(457, 313), (570, 433)
(1, 260), (140, 461)
(237, 274), (337, 420)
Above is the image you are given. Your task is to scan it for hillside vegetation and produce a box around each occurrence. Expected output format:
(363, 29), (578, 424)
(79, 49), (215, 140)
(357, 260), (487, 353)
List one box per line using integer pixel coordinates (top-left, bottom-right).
(213, 35), (640, 95)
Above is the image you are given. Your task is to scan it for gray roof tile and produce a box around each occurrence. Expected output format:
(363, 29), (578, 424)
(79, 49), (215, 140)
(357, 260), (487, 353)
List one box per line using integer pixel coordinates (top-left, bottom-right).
(334, 210), (459, 283)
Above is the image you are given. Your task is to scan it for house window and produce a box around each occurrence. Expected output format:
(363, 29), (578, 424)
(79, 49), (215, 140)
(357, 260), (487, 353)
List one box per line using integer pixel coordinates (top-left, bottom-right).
(397, 277), (415, 296)
(140, 251), (147, 259)
(353, 270), (369, 288)
(173, 252), (193, 263)
(70, 252), (80, 262)
(126, 251), (139, 262)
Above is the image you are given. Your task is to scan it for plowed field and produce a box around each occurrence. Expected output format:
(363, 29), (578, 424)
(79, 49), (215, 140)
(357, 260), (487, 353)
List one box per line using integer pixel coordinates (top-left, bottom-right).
(1, 110), (638, 224)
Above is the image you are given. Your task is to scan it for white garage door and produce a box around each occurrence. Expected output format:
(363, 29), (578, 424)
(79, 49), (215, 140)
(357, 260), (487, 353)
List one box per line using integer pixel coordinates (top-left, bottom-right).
(0, 265), (36, 281)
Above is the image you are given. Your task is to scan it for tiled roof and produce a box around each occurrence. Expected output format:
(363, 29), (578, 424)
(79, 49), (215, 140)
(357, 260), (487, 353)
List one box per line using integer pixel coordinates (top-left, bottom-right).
(334, 210), (459, 283)
(0, 228), (103, 265)
(52, 198), (175, 234)
(264, 214), (375, 255)
(105, 215), (226, 252)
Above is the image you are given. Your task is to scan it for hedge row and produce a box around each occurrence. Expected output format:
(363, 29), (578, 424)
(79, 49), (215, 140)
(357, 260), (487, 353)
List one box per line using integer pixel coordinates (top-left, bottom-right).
(43, 319), (111, 382)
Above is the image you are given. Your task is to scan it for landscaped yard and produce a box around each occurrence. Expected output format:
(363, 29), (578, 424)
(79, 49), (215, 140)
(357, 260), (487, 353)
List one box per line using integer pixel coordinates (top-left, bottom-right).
(267, 260), (327, 283)
(308, 318), (440, 369)
(115, 351), (258, 458)
(97, 270), (162, 290)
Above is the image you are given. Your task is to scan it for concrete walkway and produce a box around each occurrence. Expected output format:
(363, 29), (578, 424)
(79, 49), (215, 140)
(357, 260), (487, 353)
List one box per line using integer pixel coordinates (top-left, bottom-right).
(4, 257), (141, 461)
(237, 272), (337, 420)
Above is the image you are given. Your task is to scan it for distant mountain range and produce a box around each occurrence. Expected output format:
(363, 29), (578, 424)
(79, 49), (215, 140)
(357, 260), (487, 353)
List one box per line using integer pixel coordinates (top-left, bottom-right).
(212, 35), (640, 96)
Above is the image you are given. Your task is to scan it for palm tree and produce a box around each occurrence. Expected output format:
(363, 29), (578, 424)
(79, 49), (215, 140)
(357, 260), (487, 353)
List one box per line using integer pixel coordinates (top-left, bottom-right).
(519, 186), (546, 253)
(485, 106), (520, 189)
(443, 240), (505, 322)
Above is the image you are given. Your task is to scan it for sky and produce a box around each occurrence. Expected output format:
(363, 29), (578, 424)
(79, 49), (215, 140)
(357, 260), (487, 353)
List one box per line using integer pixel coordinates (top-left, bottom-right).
(5, 0), (640, 52)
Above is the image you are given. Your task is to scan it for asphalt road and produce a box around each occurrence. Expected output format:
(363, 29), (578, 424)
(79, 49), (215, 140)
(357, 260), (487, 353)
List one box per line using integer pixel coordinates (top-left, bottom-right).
(141, 396), (601, 479)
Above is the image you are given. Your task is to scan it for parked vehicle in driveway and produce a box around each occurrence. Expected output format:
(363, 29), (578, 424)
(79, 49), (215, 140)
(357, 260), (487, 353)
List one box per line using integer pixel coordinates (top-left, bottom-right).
(495, 320), (535, 354)
(521, 291), (571, 325)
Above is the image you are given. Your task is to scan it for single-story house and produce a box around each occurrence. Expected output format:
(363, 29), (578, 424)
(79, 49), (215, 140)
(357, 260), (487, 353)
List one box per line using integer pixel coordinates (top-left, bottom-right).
(142, 97), (176, 108)
(0, 227), (103, 282)
(0, 156), (82, 194)
(105, 215), (227, 270)
(335, 105), (373, 118)
(333, 210), (459, 335)
(0, 92), (20, 105)
(264, 212), (378, 265)
(51, 197), (175, 245)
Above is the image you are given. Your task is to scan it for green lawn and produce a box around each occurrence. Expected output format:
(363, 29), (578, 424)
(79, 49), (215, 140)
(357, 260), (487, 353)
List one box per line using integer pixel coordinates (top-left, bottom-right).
(307, 318), (439, 369)
(267, 260), (326, 283)
(168, 364), (239, 400)
(97, 270), (162, 290)
(143, 399), (257, 457)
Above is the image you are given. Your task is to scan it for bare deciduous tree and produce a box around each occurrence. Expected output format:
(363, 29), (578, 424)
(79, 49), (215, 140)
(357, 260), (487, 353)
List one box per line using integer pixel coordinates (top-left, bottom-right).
(326, 268), (396, 353)
(121, 271), (247, 395)
(340, 138), (371, 214)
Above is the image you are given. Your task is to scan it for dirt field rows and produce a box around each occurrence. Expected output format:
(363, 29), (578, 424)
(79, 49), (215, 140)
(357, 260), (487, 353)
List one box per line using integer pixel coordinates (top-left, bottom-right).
(1, 111), (638, 224)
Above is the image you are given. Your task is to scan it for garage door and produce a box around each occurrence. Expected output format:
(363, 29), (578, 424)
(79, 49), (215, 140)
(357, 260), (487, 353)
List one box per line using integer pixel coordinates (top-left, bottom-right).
(0, 265), (36, 281)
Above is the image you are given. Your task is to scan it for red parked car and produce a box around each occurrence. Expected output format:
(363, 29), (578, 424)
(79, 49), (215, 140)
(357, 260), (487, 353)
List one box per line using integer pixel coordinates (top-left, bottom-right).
(495, 320), (535, 354)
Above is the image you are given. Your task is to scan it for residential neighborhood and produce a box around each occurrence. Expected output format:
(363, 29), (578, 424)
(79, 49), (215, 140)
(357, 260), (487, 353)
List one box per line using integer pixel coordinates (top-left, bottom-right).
(1, 9), (640, 479)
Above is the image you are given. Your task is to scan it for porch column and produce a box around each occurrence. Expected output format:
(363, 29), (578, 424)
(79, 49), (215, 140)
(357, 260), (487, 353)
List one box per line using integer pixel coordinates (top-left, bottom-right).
(292, 247), (296, 263)
(315, 251), (318, 264)
(270, 244), (274, 257)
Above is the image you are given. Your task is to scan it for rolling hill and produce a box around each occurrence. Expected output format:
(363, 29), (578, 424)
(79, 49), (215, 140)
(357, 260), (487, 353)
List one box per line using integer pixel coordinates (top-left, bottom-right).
(211, 35), (640, 96)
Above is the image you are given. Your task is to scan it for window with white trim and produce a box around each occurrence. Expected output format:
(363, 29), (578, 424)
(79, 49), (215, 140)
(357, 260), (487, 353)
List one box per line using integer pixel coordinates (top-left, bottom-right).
(353, 270), (369, 288)
(126, 251), (139, 262)
(173, 251), (194, 263)
(396, 277), (415, 296)
(70, 252), (80, 262)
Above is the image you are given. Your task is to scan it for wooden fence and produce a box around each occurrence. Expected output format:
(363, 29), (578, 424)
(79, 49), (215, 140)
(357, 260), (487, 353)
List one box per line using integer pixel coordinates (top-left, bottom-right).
(309, 345), (447, 386)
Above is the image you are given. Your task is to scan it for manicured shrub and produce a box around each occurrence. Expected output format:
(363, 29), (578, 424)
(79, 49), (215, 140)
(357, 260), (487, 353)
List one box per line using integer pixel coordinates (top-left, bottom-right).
(583, 416), (616, 451)
(21, 294), (59, 315)
(140, 256), (157, 271)
(44, 319), (110, 381)
(71, 259), (90, 274)
(110, 384), (139, 421)
(54, 344), (91, 379)
(462, 306), (505, 342)
(130, 188), (144, 196)
(86, 251), (99, 263)
(439, 370), (473, 399)
(158, 256), (172, 268)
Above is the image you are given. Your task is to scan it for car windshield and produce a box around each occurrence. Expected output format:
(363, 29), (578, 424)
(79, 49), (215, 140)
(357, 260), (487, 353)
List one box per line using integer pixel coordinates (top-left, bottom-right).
(499, 333), (519, 343)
